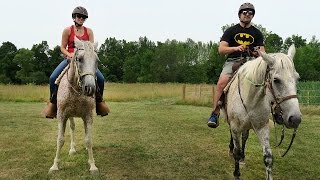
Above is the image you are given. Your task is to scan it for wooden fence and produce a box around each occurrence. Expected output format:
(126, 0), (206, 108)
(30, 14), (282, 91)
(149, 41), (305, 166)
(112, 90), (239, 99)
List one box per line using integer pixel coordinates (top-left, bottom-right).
(182, 84), (320, 106)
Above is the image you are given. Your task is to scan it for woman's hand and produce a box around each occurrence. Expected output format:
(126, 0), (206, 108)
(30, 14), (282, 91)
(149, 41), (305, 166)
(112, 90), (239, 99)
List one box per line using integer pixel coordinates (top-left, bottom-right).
(67, 53), (74, 60)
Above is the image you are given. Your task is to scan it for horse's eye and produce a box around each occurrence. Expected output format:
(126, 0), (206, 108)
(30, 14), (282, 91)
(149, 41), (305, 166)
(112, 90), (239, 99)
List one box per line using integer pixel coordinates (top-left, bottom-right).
(273, 78), (281, 84)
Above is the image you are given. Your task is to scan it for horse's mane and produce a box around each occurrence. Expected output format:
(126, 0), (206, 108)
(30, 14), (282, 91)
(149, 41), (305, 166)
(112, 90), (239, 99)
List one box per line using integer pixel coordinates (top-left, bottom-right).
(77, 40), (95, 53)
(239, 53), (295, 85)
(84, 41), (95, 52)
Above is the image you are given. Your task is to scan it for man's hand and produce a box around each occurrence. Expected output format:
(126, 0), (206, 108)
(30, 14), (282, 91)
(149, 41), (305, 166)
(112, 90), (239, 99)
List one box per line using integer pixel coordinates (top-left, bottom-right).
(234, 45), (246, 52)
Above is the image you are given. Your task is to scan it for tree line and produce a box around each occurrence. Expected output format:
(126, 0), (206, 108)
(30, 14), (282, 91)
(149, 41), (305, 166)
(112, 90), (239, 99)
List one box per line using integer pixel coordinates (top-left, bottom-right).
(1, 24), (319, 85)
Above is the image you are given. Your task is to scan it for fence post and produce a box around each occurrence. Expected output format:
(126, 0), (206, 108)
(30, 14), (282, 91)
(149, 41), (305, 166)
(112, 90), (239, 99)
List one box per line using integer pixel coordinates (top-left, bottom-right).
(307, 90), (310, 106)
(212, 85), (215, 102)
(182, 84), (186, 100)
(199, 84), (201, 98)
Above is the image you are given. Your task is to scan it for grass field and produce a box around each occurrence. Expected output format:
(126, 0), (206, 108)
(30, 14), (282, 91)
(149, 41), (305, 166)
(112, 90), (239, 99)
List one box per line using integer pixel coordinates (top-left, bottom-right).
(0, 84), (320, 179)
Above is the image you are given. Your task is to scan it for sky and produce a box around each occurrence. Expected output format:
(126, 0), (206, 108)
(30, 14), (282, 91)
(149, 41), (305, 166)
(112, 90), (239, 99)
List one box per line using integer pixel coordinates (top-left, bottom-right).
(1, 0), (319, 49)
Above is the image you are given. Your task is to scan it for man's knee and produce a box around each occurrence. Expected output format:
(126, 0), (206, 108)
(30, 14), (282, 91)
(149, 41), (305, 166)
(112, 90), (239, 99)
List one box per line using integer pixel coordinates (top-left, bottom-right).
(217, 77), (231, 89)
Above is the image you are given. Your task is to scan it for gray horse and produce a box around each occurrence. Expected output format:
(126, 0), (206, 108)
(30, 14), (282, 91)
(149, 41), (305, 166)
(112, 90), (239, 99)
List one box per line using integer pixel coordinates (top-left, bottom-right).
(222, 45), (301, 180)
(49, 37), (99, 174)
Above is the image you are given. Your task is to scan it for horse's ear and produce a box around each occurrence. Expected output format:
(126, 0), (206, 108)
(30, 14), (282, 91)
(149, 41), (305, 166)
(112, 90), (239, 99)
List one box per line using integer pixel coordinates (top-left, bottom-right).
(74, 36), (84, 49)
(94, 42), (98, 51)
(287, 44), (296, 60)
(260, 52), (276, 66)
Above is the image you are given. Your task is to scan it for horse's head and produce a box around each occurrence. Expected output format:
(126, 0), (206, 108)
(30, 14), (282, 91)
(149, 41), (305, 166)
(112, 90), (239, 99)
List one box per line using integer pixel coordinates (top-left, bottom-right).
(260, 45), (302, 129)
(73, 37), (98, 96)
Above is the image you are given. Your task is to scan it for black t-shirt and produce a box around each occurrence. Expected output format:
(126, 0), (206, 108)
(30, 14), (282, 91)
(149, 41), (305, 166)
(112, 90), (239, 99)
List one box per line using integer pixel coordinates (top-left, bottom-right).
(220, 24), (264, 58)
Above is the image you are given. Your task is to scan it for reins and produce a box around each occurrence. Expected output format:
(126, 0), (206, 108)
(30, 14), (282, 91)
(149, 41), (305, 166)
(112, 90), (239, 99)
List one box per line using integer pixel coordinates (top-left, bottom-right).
(264, 65), (298, 157)
(236, 57), (298, 157)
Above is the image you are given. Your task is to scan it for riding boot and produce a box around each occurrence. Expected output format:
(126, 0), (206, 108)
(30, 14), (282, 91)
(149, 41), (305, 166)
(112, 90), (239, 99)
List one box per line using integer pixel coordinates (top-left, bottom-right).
(42, 94), (57, 119)
(95, 91), (110, 117)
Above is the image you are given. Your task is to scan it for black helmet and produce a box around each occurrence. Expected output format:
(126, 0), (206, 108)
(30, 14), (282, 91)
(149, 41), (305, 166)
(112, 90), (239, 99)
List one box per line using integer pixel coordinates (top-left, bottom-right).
(238, 2), (255, 16)
(72, 6), (88, 18)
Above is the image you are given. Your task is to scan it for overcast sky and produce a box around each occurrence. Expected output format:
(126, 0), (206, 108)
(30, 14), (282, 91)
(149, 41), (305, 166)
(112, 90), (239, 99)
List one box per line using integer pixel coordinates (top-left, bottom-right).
(1, 0), (319, 49)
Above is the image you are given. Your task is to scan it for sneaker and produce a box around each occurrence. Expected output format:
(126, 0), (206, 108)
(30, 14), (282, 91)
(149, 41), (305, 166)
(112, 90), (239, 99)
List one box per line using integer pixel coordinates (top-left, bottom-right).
(207, 112), (219, 128)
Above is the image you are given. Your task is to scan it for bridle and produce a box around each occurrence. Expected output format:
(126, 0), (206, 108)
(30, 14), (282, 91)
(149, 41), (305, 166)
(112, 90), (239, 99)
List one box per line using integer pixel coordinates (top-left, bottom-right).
(236, 59), (299, 157)
(263, 66), (298, 124)
(67, 48), (97, 95)
(263, 65), (299, 157)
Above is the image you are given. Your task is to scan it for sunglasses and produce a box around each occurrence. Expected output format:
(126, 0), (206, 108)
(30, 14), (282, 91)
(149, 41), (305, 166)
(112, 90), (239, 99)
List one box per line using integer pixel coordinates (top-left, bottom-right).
(241, 10), (254, 16)
(76, 14), (87, 19)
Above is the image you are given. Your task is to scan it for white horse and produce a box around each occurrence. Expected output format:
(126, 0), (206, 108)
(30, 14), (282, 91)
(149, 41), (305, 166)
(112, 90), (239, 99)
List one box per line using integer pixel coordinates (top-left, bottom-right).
(49, 37), (99, 174)
(222, 45), (302, 180)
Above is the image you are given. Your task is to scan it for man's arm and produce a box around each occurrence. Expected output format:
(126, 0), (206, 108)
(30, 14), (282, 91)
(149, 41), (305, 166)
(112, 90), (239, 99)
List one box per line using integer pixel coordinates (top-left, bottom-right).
(218, 41), (247, 55)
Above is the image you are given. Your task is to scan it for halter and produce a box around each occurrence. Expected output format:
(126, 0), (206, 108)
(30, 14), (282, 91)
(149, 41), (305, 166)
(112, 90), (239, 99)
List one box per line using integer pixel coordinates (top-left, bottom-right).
(67, 47), (97, 95)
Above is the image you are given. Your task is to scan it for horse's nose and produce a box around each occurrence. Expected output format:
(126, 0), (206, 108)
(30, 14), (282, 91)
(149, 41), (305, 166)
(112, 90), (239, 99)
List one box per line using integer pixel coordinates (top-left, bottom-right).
(288, 115), (301, 129)
(84, 84), (96, 96)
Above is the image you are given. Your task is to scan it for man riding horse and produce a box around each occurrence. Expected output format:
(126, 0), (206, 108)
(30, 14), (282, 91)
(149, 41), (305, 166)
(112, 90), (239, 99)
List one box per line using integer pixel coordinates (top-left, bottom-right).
(208, 2), (266, 128)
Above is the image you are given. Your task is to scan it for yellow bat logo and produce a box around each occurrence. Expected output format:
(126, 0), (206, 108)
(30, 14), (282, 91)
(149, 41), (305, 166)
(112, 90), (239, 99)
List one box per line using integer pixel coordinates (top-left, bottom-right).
(234, 33), (254, 46)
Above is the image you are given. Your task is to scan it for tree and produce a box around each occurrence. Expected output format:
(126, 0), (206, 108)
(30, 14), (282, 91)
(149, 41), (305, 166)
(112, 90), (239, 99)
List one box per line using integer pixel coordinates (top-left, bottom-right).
(0, 42), (19, 83)
(265, 33), (283, 53)
(151, 40), (183, 82)
(98, 37), (127, 82)
(283, 35), (307, 50)
(13, 48), (36, 84)
(294, 44), (320, 81)
(48, 45), (63, 74)
(206, 42), (224, 83)
(31, 41), (51, 78)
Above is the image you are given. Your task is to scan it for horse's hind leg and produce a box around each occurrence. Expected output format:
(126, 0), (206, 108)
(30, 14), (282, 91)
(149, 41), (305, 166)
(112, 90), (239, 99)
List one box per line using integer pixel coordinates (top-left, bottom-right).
(69, 117), (76, 155)
(83, 116), (98, 174)
(49, 118), (67, 173)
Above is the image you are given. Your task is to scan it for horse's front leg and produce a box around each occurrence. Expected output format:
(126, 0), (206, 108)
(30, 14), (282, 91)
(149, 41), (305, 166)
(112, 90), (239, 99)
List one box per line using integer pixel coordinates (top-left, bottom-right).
(256, 125), (273, 180)
(231, 129), (242, 180)
(229, 130), (234, 156)
(83, 115), (98, 174)
(69, 117), (76, 155)
(49, 117), (67, 173)
(240, 130), (249, 164)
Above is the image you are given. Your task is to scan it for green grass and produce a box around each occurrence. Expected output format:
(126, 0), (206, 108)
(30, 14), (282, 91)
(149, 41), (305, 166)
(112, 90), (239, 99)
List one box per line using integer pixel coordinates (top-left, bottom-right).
(0, 83), (183, 103)
(1, 83), (320, 179)
(0, 101), (319, 180)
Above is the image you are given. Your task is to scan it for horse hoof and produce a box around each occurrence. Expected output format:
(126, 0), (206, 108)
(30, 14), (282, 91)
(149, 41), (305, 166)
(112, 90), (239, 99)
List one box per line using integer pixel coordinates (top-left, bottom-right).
(69, 149), (76, 155)
(48, 167), (58, 174)
(90, 168), (99, 175)
(228, 151), (233, 157)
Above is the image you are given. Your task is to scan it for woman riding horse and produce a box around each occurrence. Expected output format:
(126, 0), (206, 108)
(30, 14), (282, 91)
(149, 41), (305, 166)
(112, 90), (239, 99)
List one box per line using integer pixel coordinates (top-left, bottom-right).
(42, 6), (110, 118)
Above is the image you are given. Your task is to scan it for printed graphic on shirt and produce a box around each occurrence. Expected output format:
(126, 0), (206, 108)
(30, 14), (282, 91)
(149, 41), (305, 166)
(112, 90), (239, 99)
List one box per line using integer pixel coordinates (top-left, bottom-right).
(234, 33), (254, 46)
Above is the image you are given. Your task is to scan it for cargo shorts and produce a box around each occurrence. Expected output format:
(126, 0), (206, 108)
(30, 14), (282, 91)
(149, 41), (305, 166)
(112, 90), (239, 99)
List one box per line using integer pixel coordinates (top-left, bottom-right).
(220, 57), (255, 76)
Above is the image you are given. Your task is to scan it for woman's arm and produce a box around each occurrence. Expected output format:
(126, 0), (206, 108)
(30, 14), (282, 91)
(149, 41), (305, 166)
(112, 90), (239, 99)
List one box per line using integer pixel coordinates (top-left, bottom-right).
(60, 27), (73, 59)
(87, 28), (94, 43)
